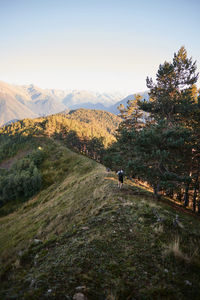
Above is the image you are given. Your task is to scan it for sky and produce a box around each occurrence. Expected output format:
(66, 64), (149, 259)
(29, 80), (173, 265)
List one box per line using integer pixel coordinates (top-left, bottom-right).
(0, 0), (200, 93)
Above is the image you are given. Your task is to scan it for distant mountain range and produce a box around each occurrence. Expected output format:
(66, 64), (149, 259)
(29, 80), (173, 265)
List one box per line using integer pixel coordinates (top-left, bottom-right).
(0, 81), (149, 126)
(108, 92), (149, 114)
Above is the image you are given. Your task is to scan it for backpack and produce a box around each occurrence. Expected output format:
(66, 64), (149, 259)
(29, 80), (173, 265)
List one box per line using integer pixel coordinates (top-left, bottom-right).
(118, 171), (123, 180)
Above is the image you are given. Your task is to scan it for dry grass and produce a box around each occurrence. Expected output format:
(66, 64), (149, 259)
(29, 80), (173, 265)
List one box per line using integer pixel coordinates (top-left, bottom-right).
(1, 139), (200, 300)
(163, 236), (190, 263)
(153, 223), (164, 234)
(0, 141), (111, 264)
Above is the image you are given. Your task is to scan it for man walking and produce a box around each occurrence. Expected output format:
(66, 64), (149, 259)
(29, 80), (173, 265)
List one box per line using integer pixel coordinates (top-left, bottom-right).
(117, 169), (124, 189)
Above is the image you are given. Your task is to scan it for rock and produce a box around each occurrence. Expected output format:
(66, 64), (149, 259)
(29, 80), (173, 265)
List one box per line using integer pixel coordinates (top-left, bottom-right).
(185, 280), (192, 286)
(34, 254), (39, 266)
(33, 239), (42, 245)
(75, 286), (86, 291)
(30, 279), (35, 288)
(82, 227), (89, 230)
(164, 269), (168, 273)
(73, 293), (87, 300)
(18, 250), (24, 257)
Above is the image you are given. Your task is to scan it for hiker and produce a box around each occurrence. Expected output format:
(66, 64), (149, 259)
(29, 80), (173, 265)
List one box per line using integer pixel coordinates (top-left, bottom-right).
(117, 169), (124, 189)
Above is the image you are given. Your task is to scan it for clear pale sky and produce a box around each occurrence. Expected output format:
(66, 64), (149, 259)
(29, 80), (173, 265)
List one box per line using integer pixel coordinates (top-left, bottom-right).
(0, 0), (200, 93)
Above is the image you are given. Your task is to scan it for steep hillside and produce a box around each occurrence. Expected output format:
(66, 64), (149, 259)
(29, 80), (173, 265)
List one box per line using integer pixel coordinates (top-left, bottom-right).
(0, 139), (200, 300)
(0, 109), (121, 147)
(66, 108), (121, 134)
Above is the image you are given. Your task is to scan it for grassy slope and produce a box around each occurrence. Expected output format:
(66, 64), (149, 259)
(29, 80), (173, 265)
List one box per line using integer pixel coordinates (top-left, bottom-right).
(0, 139), (200, 300)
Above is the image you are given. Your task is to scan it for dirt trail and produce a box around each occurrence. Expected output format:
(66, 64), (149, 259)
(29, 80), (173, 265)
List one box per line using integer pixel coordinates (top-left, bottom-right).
(0, 149), (31, 170)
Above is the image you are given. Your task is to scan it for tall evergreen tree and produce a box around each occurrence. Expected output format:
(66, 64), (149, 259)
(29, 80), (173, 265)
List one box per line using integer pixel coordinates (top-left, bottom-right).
(117, 95), (145, 131)
(106, 47), (199, 203)
(140, 46), (198, 124)
(136, 47), (199, 201)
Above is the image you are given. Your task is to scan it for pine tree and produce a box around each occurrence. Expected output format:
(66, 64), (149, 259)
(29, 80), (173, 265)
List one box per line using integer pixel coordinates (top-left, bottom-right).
(136, 47), (199, 201)
(140, 46), (198, 124)
(107, 47), (199, 202)
(118, 95), (145, 131)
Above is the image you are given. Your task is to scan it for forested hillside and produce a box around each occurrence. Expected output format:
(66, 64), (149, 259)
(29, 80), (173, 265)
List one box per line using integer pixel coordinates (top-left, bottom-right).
(1, 109), (120, 145)
(0, 108), (121, 210)
(0, 109), (121, 167)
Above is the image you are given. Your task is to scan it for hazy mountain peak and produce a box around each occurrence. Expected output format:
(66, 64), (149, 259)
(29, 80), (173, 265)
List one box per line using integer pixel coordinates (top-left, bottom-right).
(0, 80), (148, 126)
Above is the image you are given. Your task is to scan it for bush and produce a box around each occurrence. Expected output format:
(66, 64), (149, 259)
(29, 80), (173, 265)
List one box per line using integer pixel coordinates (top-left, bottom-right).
(0, 157), (43, 205)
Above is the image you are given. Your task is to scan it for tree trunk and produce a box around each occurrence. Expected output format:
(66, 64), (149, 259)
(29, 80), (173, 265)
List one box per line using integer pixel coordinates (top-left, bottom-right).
(153, 183), (160, 200)
(193, 188), (197, 212)
(193, 162), (200, 212)
(198, 196), (200, 214)
(184, 183), (190, 207)
(169, 189), (174, 199)
(193, 179), (199, 212)
(176, 190), (182, 202)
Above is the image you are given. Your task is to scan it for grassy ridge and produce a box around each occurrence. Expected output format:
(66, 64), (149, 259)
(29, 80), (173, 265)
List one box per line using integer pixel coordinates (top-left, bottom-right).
(0, 140), (200, 299)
